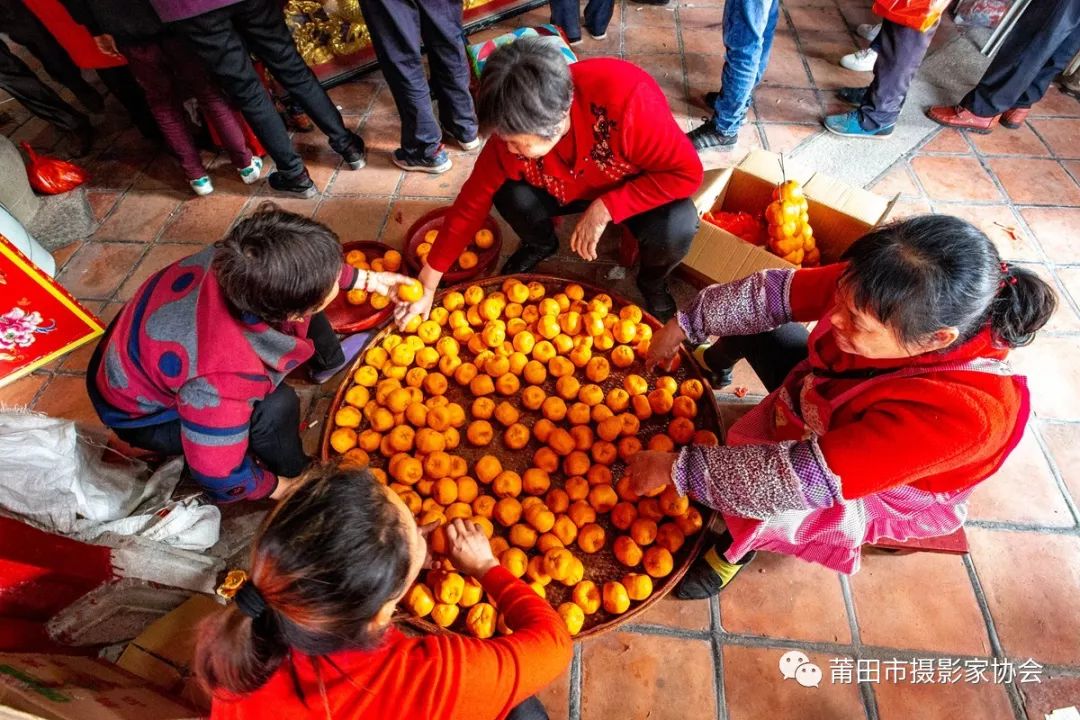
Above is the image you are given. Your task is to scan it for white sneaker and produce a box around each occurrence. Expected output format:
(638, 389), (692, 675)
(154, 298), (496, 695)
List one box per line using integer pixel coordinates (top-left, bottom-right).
(238, 155), (263, 185)
(840, 47), (878, 72)
(190, 176), (214, 196)
(856, 23), (881, 41)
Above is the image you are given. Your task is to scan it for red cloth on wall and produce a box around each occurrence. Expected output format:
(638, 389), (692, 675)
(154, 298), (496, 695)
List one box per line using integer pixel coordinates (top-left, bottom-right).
(21, 0), (126, 69)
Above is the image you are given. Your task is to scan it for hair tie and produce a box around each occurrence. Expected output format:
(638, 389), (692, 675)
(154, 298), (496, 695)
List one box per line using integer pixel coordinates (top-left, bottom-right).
(235, 581), (268, 620)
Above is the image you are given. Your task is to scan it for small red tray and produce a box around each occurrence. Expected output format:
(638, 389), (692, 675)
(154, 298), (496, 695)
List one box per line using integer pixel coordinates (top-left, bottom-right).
(403, 207), (502, 284)
(324, 240), (396, 333)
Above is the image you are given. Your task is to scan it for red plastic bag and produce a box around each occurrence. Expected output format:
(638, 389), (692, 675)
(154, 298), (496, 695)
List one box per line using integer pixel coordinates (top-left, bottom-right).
(872, 0), (951, 31)
(703, 211), (766, 246)
(21, 142), (87, 195)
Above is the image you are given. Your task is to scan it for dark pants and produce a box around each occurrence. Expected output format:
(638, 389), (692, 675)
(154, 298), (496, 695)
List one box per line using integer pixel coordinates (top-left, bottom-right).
(359, 0), (477, 159)
(0, 0), (102, 111)
(703, 323), (810, 392)
(0, 40), (90, 132)
(171, 0), (356, 178)
(493, 180), (698, 307)
(549, 0), (615, 40)
(963, 0), (1080, 116)
(122, 37), (251, 180)
(506, 696), (549, 720)
(859, 19), (939, 130)
(87, 312), (342, 479)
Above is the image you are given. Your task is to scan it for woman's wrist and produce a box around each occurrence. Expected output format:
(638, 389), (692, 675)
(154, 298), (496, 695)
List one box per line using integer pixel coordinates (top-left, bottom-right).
(419, 264), (443, 291)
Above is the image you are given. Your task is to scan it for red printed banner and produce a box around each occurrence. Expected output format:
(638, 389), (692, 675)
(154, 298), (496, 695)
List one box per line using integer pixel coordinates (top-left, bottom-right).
(0, 235), (103, 389)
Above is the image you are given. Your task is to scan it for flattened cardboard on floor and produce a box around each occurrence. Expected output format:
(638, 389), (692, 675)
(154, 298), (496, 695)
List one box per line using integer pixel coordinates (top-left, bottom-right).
(0, 653), (200, 720)
(681, 149), (895, 286)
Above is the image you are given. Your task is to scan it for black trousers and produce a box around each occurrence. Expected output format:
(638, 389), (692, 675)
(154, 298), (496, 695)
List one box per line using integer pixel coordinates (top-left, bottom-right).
(0, 0), (102, 110)
(0, 40), (89, 132)
(359, 0), (477, 158)
(492, 180), (699, 300)
(171, 0), (355, 178)
(860, 19), (938, 130)
(703, 323), (810, 393)
(87, 312), (343, 479)
(506, 697), (548, 720)
(963, 0), (1080, 116)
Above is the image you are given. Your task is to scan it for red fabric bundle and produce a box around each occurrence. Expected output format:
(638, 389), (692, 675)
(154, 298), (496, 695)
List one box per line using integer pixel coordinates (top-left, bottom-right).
(20, 0), (126, 69)
(703, 210), (766, 246)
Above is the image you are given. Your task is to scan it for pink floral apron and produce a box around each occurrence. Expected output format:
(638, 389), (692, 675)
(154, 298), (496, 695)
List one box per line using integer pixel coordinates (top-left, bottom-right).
(721, 357), (1026, 574)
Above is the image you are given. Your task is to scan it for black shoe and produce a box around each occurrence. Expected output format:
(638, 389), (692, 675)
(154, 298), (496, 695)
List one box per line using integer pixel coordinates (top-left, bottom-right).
(675, 534), (755, 599)
(836, 86), (870, 106)
(502, 243), (558, 274)
(340, 132), (366, 170)
(690, 344), (733, 388)
(640, 288), (677, 322)
(703, 91), (719, 108)
(268, 169), (317, 198)
(687, 118), (738, 151)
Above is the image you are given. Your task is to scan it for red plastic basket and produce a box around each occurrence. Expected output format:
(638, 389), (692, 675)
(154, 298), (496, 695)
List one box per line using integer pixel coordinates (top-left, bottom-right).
(403, 207), (502, 283)
(323, 241), (397, 333)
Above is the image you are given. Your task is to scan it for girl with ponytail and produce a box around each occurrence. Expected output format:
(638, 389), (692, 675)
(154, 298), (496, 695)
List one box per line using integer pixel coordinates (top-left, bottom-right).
(630, 215), (1055, 597)
(195, 465), (572, 720)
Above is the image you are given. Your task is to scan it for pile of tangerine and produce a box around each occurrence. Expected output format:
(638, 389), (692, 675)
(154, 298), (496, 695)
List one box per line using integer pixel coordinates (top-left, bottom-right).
(416, 228), (494, 271)
(344, 248), (404, 308)
(327, 278), (715, 638)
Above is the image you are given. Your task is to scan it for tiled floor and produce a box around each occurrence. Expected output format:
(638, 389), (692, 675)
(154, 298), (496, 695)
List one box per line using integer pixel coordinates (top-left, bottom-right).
(3, 1), (1080, 718)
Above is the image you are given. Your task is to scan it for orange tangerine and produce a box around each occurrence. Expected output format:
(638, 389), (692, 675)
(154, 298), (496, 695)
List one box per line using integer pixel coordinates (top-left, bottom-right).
(329, 428), (358, 454)
(613, 535), (643, 567)
(392, 456), (424, 485)
(532, 340), (556, 363)
(494, 497), (523, 527)
(578, 383), (603, 407)
(570, 425), (595, 452)
(618, 436), (643, 463)
(659, 485), (690, 517)
(656, 523), (686, 554)
(611, 502), (638, 531)
(619, 413), (641, 438)
(526, 555), (552, 586)
(405, 583), (436, 617)
(532, 418), (556, 443)
(432, 477), (458, 506)
(648, 388), (674, 415)
(495, 373), (520, 396)
(334, 406), (362, 429)
(622, 573), (653, 602)
(630, 518), (658, 546)
(509, 523), (538, 550)
(602, 581), (630, 615)
(533, 447), (560, 473)
(552, 514), (578, 546)
(565, 476), (590, 503)
(344, 385), (371, 409)
(466, 420), (494, 446)
(588, 485), (618, 513)
(669, 417), (696, 445)
(456, 477), (479, 503)
(471, 397), (496, 420)
(572, 580), (601, 614)
(504, 423), (530, 450)
(491, 400), (519, 427)
(591, 405), (615, 424)
(541, 396), (568, 422)
(453, 362), (478, 387)
(564, 451), (591, 477)
(500, 547), (528, 578)
(546, 488), (570, 514)
(643, 546), (674, 578)
(524, 505), (556, 534)
(492, 470), (523, 498)
(547, 428), (575, 457)
(554, 375), (581, 401)
(542, 547), (576, 582)
(388, 425), (415, 453)
(472, 495), (496, 518)
(537, 533), (564, 554)
(566, 402), (591, 426)
(469, 374), (495, 397)
(527, 281), (546, 301)
(558, 603), (585, 636)
(675, 507), (704, 536)
(638, 498), (665, 522)
(424, 451), (452, 479)
(672, 396), (698, 419)
(567, 500), (596, 528)
(586, 464), (613, 487)
(521, 385), (547, 411)
(358, 429), (382, 453)
(474, 454), (502, 484)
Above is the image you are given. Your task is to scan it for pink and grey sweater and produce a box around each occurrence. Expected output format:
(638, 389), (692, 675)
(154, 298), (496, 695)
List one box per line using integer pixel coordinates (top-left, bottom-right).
(90, 247), (357, 503)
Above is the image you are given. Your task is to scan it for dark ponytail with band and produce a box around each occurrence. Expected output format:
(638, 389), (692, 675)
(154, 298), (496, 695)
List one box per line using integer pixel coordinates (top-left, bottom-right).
(841, 215), (1056, 349)
(194, 465), (413, 701)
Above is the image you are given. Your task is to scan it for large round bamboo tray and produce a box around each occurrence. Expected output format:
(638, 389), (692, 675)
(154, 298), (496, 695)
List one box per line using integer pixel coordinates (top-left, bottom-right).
(320, 274), (722, 639)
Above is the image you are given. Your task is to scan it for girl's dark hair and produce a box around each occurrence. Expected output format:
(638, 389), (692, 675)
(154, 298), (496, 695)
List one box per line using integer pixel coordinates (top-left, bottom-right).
(842, 215), (1056, 349)
(194, 465), (413, 699)
(476, 37), (574, 139)
(213, 202), (342, 324)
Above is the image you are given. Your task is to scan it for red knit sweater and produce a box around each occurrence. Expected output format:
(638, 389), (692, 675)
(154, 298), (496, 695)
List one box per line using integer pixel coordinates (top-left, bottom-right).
(426, 57), (704, 273)
(210, 567), (573, 720)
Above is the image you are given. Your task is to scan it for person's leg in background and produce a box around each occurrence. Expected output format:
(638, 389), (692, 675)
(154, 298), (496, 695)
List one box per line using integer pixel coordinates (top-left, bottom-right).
(418, 0), (479, 150)
(621, 198), (699, 322)
(0, 40), (94, 154)
(825, 18), (937, 138)
(171, 6), (316, 196)
(700, 323), (810, 389)
(928, 0), (1080, 131)
(1, 2), (104, 113)
(506, 696), (550, 720)
(549, 0), (583, 43)
(686, 0), (779, 149)
(359, 0), (450, 172)
(583, 0), (616, 38)
(120, 40), (214, 192)
(161, 34), (259, 180)
(496, 181), (587, 274)
(95, 66), (161, 140)
(229, 0), (365, 167)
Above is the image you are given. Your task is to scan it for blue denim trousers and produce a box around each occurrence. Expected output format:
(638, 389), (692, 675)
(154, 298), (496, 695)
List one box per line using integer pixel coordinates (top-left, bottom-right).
(550, 0), (615, 40)
(711, 0), (780, 135)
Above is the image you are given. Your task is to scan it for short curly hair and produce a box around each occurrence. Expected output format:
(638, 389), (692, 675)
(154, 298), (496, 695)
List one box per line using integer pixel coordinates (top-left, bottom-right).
(476, 37), (574, 139)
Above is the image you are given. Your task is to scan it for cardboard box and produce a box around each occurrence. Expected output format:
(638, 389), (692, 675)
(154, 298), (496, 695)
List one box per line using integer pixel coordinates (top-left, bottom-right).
(680, 149), (895, 286)
(0, 654), (200, 720)
(115, 596), (223, 713)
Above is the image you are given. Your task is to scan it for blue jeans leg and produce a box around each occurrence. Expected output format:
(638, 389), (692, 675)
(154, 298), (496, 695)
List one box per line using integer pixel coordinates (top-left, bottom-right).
(550, 0), (583, 41)
(584, 0), (615, 36)
(713, 0), (780, 135)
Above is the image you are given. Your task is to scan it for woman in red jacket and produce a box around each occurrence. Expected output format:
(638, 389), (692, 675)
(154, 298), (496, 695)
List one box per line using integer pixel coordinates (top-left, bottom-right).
(396, 37), (704, 325)
(629, 215), (1056, 597)
(196, 463), (573, 720)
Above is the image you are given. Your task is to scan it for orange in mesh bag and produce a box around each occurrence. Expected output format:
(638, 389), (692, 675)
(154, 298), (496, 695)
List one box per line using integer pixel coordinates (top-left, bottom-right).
(21, 142), (88, 195)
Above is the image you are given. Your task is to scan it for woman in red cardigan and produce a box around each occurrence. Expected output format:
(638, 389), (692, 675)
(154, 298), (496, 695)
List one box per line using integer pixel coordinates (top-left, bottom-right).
(396, 38), (703, 325)
(196, 463), (573, 720)
(629, 215), (1056, 597)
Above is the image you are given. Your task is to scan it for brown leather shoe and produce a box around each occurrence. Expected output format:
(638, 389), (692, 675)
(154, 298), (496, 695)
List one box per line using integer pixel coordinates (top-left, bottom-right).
(1000, 107), (1029, 129)
(926, 105), (997, 134)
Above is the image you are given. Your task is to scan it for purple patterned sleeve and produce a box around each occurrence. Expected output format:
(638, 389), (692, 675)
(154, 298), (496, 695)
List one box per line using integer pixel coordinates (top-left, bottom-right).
(676, 269), (796, 345)
(671, 438), (841, 518)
